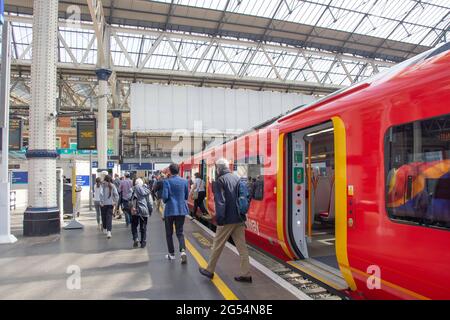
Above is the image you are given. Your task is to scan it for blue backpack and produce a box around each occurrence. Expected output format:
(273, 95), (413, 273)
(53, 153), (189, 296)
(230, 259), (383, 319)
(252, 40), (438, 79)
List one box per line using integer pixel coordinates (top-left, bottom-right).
(236, 178), (251, 215)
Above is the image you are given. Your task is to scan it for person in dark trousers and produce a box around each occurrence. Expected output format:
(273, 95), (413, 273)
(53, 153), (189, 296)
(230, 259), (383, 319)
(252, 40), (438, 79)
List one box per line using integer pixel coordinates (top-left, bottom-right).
(191, 172), (209, 218)
(162, 163), (189, 264)
(113, 174), (122, 219)
(199, 158), (252, 283)
(119, 172), (133, 227)
(100, 175), (119, 239)
(153, 172), (166, 220)
(130, 178), (152, 248)
(93, 177), (103, 231)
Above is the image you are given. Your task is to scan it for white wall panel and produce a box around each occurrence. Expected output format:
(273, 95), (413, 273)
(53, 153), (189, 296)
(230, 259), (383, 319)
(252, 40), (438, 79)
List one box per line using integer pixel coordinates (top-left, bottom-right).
(130, 83), (316, 134)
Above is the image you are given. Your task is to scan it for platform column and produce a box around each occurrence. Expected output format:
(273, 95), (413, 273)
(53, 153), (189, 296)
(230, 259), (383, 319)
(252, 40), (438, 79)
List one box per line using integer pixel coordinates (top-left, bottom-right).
(112, 111), (121, 158)
(23, 0), (60, 236)
(95, 69), (112, 172)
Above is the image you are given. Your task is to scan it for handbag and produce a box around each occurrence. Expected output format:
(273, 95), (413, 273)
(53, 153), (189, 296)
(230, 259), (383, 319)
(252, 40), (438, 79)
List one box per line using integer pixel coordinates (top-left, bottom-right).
(192, 190), (199, 200)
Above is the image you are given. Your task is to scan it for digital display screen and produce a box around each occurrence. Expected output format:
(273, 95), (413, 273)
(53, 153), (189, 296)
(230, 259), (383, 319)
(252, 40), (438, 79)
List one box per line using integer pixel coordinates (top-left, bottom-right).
(9, 119), (22, 151)
(77, 120), (97, 150)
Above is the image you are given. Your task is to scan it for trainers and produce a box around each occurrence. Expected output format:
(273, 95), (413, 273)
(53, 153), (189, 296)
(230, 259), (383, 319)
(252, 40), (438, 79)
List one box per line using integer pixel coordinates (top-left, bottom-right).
(180, 251), (187, 264)
(165, 253), (175, 260)
(141, 241), (147, 249)
(234, 276), (252, 283)
(199, 267), (214, 279)
(107, 231), (112, 239)
(133, 240), (139, 248)
(103, 229), (107, 234)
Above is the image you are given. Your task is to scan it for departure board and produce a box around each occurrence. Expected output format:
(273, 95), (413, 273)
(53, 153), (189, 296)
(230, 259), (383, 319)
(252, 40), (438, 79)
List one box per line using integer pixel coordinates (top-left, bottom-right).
(77, 120), (97, 150)
(9, 119), (22, 151)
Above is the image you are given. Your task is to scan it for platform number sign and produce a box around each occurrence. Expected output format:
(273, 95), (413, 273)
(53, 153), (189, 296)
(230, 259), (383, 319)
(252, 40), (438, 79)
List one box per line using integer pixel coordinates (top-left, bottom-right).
(77, 120), (97, 150)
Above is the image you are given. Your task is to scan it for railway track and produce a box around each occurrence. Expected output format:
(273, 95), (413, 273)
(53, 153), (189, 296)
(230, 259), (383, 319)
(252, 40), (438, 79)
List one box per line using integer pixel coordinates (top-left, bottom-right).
(246, 245), (346, 300)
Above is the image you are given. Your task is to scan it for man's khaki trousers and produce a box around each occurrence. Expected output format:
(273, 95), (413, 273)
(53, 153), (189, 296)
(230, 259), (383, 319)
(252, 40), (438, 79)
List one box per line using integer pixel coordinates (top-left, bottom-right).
(206, 222), (251, 277)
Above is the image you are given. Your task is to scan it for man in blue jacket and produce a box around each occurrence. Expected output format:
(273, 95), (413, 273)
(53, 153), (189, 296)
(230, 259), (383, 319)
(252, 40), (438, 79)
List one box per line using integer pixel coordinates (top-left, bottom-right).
(199, 158), (252, 283)
(162, 163), (189, 264)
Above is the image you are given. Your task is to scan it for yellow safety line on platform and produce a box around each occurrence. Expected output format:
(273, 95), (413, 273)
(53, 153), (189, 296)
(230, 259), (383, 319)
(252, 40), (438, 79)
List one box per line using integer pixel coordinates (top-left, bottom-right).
(185, 239), (239, 300)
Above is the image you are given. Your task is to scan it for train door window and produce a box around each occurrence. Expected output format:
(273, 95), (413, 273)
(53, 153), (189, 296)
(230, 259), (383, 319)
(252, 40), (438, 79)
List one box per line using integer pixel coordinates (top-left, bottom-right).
(235, 156), (264, 201)
(183, 169), (192, 188)
(183, 170), (191, 179)
(385, 113), (450, 230)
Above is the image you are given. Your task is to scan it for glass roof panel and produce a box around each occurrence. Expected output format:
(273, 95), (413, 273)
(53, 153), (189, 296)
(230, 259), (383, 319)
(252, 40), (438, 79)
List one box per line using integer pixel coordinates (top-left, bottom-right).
(150, 0), (449, 46)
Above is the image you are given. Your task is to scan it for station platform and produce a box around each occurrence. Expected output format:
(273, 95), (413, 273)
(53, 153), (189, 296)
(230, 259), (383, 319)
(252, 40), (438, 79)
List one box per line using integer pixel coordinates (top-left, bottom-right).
(0, 206), (299, 300)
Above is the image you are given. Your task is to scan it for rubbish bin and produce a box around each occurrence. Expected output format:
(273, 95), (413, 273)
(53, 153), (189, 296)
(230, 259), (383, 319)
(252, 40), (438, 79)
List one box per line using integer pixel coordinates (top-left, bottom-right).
(63, 183), (73, 214)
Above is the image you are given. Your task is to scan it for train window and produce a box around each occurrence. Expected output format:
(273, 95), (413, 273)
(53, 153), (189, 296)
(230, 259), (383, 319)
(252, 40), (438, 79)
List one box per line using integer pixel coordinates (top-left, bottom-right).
(385, 114), (450, 230)
(235, 156), (264, 201)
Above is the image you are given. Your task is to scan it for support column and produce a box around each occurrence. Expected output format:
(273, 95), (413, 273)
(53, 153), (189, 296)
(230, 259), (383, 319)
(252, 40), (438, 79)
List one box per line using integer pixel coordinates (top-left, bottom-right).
(24, 0), (60, 236)
(112, 111), (121, 158)
(95, 69), (112, 172)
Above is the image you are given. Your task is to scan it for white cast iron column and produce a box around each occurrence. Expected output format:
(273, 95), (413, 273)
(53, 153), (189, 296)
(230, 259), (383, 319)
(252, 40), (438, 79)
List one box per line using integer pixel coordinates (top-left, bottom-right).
(24, 0), (60, 236)
(95, 69), (112, 171)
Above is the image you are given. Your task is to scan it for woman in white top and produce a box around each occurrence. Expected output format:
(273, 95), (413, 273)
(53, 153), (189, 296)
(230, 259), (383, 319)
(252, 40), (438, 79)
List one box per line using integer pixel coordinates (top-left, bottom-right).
(191, 172), (209, 218)
(93, 177), (103, 230)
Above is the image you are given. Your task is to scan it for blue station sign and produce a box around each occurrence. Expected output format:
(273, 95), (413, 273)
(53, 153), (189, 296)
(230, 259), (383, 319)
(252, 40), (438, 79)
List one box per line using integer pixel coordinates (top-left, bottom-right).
(11, 171), (28, 185)
(92, 161), (115, 169)
(0, 0), (4, 25)
(76, 175), (90, 187)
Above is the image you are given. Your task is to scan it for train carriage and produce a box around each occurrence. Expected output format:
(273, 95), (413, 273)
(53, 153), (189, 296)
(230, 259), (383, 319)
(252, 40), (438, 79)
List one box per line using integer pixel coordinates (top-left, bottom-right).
(180, 42), (450, 300)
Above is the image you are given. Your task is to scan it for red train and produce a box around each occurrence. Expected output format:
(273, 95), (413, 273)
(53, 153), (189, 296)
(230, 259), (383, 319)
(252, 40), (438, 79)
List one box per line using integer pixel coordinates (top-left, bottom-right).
(180, 42), (450, 300)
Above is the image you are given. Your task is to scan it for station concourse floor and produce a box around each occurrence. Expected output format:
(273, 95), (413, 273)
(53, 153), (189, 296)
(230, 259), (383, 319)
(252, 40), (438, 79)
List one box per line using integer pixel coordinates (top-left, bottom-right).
(0, 206), (298, 300)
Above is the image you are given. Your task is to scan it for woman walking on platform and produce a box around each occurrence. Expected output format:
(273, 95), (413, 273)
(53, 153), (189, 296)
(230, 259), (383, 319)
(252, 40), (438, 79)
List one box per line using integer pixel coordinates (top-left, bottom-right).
(93, 177), (103, 231)
(100, 175), (119, 239)
(130, 178), (152, 248)
(190, 172), (209, 219)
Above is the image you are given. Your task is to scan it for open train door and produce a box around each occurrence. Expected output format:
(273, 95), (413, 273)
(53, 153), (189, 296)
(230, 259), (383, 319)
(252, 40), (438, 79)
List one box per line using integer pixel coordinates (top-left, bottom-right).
(286, 120), (350, 293)
(287, 130), (309, 259)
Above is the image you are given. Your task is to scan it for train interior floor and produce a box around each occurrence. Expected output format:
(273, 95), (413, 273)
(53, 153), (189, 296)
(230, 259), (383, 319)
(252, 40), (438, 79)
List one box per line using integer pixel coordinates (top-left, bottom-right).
(288, 221), (348, 292)
(0, 204), (298, 300)
(308, 223), (338, 270)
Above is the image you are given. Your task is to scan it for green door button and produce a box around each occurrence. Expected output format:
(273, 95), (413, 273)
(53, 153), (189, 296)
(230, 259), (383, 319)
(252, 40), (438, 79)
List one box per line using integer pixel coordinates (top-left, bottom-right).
(294, 167), (304, 184)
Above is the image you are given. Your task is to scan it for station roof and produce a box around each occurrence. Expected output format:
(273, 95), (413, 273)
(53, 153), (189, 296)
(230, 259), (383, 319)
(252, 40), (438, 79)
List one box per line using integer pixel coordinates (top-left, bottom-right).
(4, 0), (450, 109)
(6, 0), (448, 62)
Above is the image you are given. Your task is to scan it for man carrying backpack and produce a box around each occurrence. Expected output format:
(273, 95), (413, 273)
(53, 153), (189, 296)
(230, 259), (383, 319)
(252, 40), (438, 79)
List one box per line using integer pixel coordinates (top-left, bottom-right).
(199, 158), (252, 283)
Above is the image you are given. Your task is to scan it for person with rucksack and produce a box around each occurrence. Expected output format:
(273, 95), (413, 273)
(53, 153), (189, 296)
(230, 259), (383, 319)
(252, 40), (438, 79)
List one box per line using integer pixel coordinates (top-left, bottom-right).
(130, 178), (153, 249)
(199, 158), (252, 283)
